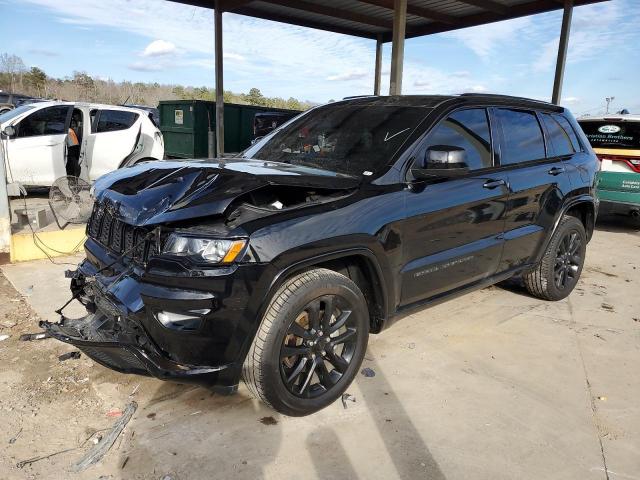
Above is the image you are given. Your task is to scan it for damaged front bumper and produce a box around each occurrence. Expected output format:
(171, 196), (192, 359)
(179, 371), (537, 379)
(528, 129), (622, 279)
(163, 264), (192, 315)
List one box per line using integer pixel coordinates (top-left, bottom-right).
(42, 313), (229, 386)
(41, 239), (265, 394)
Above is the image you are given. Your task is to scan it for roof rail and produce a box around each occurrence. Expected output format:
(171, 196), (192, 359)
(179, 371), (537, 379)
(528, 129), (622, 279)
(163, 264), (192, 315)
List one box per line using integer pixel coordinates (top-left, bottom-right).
(460, 93), (553, 105)
(342, 95), (379, 100)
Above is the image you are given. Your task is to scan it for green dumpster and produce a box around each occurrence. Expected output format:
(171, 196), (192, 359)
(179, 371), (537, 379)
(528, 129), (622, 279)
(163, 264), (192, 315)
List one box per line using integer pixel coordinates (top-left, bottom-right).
(159, 100), (301, 158)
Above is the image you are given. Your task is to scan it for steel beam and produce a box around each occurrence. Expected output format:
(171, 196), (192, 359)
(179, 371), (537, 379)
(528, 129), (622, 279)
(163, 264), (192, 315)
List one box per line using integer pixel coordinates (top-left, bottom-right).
(374, 34), (383, 95)
(214, 1), (224, 155)
(551, 0), (573, 104)
(389, 0), (406, 95)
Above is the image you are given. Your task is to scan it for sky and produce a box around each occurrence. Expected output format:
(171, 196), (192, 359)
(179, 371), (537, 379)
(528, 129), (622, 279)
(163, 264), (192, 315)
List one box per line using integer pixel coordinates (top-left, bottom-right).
(0, 0), (638, 115)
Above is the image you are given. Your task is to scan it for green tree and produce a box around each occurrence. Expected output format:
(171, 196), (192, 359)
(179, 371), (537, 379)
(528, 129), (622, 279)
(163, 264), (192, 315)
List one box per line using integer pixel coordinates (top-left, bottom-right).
(24, 66), (47, 97)
(245, 87), (265, 106)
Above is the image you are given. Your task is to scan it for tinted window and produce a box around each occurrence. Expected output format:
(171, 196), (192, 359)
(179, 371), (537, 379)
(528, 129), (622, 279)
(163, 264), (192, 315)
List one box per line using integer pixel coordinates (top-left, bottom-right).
(496, 109), (546, 165)
(578, 120), (640, 149)
(243, 104), (431, 176)
(96, 110), (138, 133)
(554, 115), (581, 151)
(424, 109), (492, 170)
(17, 106), (68, 137)
(541, 113), (575, 156)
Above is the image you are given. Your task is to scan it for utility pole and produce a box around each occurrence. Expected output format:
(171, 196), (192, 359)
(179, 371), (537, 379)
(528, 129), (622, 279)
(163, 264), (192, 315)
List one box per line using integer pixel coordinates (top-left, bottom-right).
(605, 96), (615, 114)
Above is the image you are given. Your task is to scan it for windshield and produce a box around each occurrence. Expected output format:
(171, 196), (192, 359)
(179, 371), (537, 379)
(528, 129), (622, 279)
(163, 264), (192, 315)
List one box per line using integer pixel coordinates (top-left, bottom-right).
(0, 104), (37, 124)
(242, 104), (431, 176)
(578, 120), (640, 149)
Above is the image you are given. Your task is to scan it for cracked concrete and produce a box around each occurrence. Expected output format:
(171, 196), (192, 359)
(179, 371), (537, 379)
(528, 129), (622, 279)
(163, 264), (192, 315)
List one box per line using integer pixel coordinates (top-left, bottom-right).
(0, 212), (638, 480)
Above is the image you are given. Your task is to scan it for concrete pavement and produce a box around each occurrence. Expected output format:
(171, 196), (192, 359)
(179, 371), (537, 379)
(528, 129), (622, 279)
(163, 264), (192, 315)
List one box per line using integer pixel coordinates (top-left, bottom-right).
(1, 214), (638, 480)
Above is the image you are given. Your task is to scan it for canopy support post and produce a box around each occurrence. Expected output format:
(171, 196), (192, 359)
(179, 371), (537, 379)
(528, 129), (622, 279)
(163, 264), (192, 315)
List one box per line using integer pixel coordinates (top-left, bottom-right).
(389, 0), (407, 95)
(374, 34), (383, 95)
(551, 0), (573, 105)
(214, 0), (225, 156)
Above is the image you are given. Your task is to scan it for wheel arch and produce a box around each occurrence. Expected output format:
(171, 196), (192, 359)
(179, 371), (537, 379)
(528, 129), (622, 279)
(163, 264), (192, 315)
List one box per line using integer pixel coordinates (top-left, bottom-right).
(563, 197), (596, 242)
(264, 249), (389, 334)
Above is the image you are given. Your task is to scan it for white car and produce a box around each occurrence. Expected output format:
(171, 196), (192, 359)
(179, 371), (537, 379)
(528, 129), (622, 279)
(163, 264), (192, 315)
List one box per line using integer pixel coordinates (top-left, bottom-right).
(0, 101), (164, 188)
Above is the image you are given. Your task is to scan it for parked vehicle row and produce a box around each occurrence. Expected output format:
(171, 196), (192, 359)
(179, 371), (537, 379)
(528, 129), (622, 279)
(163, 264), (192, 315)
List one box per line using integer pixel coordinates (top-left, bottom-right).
(0, 101), (164, 188)
(43, 94), (599, 416)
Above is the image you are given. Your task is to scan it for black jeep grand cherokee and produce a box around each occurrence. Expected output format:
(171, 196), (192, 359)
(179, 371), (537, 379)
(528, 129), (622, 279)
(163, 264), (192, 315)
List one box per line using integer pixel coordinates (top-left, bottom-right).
(44, 94), (598, 416)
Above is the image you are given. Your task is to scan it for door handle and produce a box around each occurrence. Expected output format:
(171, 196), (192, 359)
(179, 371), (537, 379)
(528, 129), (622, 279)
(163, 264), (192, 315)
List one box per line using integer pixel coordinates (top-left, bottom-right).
(548, 166), (566, 176)
(483, 179), (506, 189)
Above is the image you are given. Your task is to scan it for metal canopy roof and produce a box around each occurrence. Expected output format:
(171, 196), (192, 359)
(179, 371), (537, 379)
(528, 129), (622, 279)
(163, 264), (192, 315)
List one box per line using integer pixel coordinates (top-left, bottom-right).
(175, 0), (606, 41)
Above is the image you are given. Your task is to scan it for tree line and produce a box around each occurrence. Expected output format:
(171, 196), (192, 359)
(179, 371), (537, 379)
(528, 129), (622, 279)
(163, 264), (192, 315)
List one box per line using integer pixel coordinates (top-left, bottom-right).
(0, 53), (314, 111)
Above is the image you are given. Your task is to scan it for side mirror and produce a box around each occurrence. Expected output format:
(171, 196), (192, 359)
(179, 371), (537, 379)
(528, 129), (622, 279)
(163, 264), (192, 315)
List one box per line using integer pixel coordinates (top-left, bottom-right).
(412, 145), (469, 179)
(2, 125), (16, 138)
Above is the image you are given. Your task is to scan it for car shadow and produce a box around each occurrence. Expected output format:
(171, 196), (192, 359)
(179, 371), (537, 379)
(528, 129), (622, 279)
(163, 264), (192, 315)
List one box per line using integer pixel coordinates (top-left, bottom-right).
(307, 357), (447, 480)
(594, 212), (640, 234)
(115, 381), (282, 479)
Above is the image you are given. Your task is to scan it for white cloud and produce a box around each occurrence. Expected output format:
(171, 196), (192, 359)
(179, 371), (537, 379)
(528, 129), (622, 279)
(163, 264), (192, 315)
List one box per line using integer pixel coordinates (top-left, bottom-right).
(128, 61), (164, 72)
(327, 70), (368, 81)
(445, 17), (531, 59)
(223, 52), (245, 62)
(142, 39), (177, 57)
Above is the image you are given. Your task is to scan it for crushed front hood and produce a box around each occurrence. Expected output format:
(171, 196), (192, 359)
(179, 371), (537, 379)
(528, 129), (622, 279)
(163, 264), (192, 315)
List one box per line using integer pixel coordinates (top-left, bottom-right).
(92, 158), (359, 226)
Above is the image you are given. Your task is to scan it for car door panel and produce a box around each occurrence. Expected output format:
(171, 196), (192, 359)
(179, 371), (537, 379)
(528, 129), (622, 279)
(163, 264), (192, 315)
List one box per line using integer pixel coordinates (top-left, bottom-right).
(400, 177), (508, 305)
(398, 107), (508, 306)
(495, 108), (573, 271)
(86, 109), (141, 180)
(5, 105), (71, 186)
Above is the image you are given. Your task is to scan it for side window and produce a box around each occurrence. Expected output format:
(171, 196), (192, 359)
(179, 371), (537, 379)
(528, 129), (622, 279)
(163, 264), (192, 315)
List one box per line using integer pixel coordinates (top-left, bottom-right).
(495, 109), (546, 165)
(541, 113), (575, 157)
(16, 106), (69, 138)
(423, 108), (493, 170)
(96, 110), (138, 133)
(554, 114), (582, 152)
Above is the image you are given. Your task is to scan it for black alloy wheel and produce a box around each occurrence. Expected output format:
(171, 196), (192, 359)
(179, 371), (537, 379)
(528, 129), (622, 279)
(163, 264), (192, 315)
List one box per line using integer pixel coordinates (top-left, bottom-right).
(280, 295), (357, 398)
(554, 230), (582, 290)
(523, 215), (586, 301)
(243, 268), (369, 416)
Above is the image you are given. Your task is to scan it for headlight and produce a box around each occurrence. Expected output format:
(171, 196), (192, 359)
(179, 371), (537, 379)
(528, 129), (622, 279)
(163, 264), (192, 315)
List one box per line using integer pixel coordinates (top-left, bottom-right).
(162, 235), (246, 264)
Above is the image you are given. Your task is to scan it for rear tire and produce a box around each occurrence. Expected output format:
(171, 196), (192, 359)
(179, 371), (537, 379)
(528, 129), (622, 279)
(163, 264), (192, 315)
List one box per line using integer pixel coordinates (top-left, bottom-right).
(242, 268), (369, 416)
(523, 215), (586, 301)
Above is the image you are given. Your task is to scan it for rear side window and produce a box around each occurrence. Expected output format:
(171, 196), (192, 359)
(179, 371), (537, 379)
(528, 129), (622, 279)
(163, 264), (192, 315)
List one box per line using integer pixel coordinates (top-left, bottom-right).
(96, 110), (138, 133)
(424, 108), (493, 170)
(554, 115), (581, 152)
(541, 113), (575, 156)
(495, 109), (546, 165)
(17, 106), (69, 138)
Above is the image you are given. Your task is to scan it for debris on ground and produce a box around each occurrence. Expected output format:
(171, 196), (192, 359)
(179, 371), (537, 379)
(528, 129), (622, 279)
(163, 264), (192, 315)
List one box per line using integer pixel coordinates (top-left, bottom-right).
(601, 303), (615, 312)
(58, 351), (81, 361)
(0, 334), (9, 342)
(19, 331), (50, 341)
(360, 367), (376, 377)
(407, 342), (416, 349)
(106, 408), (123, 418)
(259, 416), (278, 426)
(129, 384), (140, 397)
(597, 396), (607, 402)
(341, 393), (356, 409)
(72, 401), (137, 472)
(8, 428), (23, 444)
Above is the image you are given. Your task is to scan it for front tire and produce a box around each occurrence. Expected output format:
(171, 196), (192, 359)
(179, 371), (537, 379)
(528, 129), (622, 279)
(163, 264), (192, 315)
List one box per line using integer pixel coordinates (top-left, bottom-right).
(242, 268), (369, 416)
(523, 215), (586, 301)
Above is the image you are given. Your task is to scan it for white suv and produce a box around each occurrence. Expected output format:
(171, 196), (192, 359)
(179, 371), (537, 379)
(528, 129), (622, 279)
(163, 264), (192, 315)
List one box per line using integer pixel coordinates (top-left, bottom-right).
(0, 101), (164, 188)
